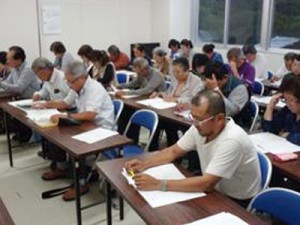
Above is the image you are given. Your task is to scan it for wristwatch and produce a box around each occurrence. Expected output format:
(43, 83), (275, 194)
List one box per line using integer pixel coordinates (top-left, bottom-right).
(160, 180), (168, 191)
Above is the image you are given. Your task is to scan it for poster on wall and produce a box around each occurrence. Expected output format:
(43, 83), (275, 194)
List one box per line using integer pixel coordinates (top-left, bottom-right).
(42, 6), (62, 34)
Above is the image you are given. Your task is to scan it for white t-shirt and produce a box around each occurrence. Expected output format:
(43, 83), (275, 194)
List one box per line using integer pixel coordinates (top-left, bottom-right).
(177, 118), (261, 200)
(276, 64), (291, 79)
(252, 53), (268, 80)
(65, 76), (114, 129)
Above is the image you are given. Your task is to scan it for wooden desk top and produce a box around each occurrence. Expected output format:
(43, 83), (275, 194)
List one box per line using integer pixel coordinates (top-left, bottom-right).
(0, 198), (15, 225)
(96, 153), (267, 225)
(267, 152), (300, 183)
(115, 95), (192, 127)
(0, 102), (132, 158)
(0, 91), (18, 102)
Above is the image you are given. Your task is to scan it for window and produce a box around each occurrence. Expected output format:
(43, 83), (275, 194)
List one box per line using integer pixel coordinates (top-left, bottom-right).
(228, 0), (262, 45)
(270, 0), (300, 49)
(198, 0), (225, 43)
(195, 0), (300, 50)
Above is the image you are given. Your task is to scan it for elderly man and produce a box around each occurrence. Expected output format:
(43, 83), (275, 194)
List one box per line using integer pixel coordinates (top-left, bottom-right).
(31, 57), (73, 109)
(42, 62), (114, 201)
(227, 47), (255, 92)
(0, 46), (41, 142)
(204, 61), (251, 128)
(116, 57), (165, 96)
(107, 45), (130, 70)
(125, 89), (261, 208)
(0, 46), (40, 98)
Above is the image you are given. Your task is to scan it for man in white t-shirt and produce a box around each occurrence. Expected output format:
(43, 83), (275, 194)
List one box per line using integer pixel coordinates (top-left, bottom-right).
(242, 44), (268, 80)
(125, 89), (261, 207)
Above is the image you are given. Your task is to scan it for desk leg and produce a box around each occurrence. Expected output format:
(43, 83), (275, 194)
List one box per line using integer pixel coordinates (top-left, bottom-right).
(119, 196), (124, 220)
(71, 157), (82, 225)
(106, 181), (112, 225)
(3, 112), (13, 167)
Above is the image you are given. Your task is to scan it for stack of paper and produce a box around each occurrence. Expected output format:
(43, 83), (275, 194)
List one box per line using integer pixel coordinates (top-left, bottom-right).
(26, 109), (63, 127)
(108, 86), (140, 99)
(251, 96), (286, 108)
(184, 212), (248, 225)
(122, 164), (205, 207)
(249, 132), (300, 154)
(72, 127), (119, 144)
(137, 97), (177, 109)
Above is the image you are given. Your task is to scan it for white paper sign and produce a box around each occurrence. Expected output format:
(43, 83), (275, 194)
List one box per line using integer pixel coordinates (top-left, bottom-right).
(42, 6), (62, 34)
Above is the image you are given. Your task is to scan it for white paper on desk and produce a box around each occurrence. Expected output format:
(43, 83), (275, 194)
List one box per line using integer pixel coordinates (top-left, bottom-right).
(249, 132), (300, 154)
(251, 96), (286, 108)
(121, 164), (205, 208)
(137, 97), (177, 109)
(184, 212), (248, 225)
(174, 110), (191, 118)
(9, 99), (33, 107)
(72, 127), (118, 144)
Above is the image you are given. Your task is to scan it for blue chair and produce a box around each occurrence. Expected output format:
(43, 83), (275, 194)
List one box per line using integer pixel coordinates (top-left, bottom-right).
(165, 80), (172, 90)
(248, 187), (300, 225)
(257, 151), (272, 190)
(116, 73), (129, 84)
(249, 100), (259, 133)
(267, 70), (274, 80)
(123, 109), (158, 157)
(253, 80), (264, 96)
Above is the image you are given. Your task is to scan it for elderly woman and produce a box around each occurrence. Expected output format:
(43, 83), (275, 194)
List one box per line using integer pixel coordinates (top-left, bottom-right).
(89, 50), (116, 88)
(262, 74), (300, 145)
(152, 47), (170, 77)
(150, 57), (205, 149)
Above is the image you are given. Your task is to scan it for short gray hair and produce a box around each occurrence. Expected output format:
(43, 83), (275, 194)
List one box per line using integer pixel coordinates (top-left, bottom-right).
(152, 47), (166, 57)
(66, 61), (88, 79)
(133, 57), (149, 69)
(31, 57), (54, 71)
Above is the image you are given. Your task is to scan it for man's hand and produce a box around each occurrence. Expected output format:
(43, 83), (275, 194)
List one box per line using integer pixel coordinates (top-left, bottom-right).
(268, 93), (283, 110)
(31, 101), (47, 109)
(149, 92), (158, 98)
(124, 159), (145, 173)
(133, 174), (161, 190)
(279, 131), (289, 138)
(175, 102), (191, 112)
(50, 113), (68, 124)
(161, 93), (176, 102)
(32, 94), (41, 101)
(115, 91), (129, 97)
(205, 74), (218, 89)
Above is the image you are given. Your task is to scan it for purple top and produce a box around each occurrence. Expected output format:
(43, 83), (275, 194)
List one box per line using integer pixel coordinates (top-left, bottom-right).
(238, 61), (255, 91)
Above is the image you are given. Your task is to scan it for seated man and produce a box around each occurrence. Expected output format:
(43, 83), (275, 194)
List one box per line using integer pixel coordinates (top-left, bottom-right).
(31, 57), (72, 109)
(107, 45), (130, 70)
(116, 57), (166, 142)
(0, 46), (41, 142)
(242, 44), (267, 80)
(0, 46), (40, 99)
(273, 52), (297, 81)
(204, 61), (251, 128)
(42, 62), (114, 201)
(227, 47), (255, 92)
(125, 89), (261, 208)
(116, 57), (165, 96)
(262, 74), (300, 146)
(0, 51), (10, 80)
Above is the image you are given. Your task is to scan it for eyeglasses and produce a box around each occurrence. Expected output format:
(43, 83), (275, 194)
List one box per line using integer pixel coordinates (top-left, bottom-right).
(67, 76), (81, 85)
(281, 98), (299, 104)
(188, 113), (215, 126)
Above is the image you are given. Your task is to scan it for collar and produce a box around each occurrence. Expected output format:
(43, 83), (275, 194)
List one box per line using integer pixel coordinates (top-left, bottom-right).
(49, 69), (58, 84)
(79, 76), (91, 96)
(16, 61), (26, 72)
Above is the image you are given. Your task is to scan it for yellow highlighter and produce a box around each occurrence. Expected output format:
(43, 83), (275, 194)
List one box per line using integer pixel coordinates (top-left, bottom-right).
(128, 170), (135, 177)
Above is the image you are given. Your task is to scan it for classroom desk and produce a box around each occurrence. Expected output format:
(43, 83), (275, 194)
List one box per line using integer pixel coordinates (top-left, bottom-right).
(0, 197), (15, 225)
(96, 153), (267, 225)
(0, 91), (18, 102)
(261, 79), (280, 91)
(0, 102), (132, 225)
(267, 152), (300, 183)
(115, 95), (192, 127)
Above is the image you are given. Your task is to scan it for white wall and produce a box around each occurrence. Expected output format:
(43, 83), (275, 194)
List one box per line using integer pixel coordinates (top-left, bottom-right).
(0, 0), (40, 63)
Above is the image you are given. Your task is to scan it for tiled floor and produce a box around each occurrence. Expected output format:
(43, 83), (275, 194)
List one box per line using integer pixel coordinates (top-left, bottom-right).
(0, 134), (146, 225)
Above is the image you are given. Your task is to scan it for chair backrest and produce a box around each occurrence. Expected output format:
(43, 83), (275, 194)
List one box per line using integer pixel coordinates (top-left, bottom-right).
(249, 100), (259, 133)
(267, 70), (274, 80)
(116, 73), (129, 84)
(165, 80), (172, 90)
(253, 80), (264, 96)
(248, 187), (300, 225)
(257, 151), (272, 190)
(124, 109), (159, 151)
(112, 99), (124, 125)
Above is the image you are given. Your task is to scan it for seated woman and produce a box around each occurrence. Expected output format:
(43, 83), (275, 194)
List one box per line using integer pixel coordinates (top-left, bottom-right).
(202, 44), (224, 63)
(77, 44), (98, 77)
(152, 47), (170, 78)
(191, 53), (210, 77)
(168, 39), (180, 60)
(179, 39), (195, 65)
(130, 43), (152, 67)
(89, 50), (116, 88)
(150, 57), (205, 149)
(262, 74), (300, 146)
